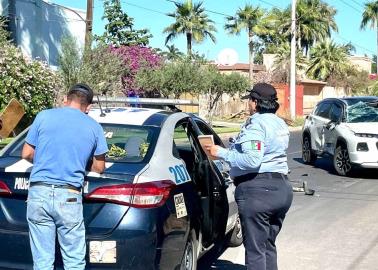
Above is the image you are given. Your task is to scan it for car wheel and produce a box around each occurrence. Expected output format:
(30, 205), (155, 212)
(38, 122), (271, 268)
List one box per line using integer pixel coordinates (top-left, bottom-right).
(302, 135), (317, 164)
(227, 215), (243, 247)
(333, 145), (352, 176)
(180, 230), (197, 270)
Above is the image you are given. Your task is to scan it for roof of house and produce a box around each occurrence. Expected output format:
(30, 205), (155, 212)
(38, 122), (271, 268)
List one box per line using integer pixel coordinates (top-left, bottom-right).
(300, 78), (327, 85)
(216, 63), (266, 72)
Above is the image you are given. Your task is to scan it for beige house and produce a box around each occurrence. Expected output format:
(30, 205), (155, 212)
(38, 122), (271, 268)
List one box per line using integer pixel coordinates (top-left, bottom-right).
(348, 56), (372, 73)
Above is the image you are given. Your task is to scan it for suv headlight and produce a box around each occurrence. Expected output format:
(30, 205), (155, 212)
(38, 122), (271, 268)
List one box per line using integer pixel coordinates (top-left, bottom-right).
(355, 133), (378, 138)
(356, 142), (369, 151)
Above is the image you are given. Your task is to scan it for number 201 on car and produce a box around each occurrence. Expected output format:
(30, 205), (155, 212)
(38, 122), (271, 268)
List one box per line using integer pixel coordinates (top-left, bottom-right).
(169, 165), (190, 184)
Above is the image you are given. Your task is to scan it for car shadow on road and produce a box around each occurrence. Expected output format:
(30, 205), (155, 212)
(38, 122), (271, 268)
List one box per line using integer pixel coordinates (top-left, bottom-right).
(292, 157), (378, 179)
(198, 260), (246, 270)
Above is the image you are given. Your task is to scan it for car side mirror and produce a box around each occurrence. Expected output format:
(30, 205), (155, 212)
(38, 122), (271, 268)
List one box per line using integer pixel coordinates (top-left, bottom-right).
(325, 121), (337, 130)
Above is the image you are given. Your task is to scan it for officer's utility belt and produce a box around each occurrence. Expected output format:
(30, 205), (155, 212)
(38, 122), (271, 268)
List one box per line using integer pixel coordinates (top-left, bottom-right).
(233, 172), (286, 185)
(30, 181), (81, 192)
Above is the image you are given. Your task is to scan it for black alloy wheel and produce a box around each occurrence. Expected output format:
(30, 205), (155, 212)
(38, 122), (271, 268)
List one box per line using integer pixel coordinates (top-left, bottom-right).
(333, 145), (352, 176)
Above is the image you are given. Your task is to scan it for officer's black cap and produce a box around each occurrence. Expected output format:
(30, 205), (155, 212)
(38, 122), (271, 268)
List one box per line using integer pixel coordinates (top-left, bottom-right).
(241, 83), (278, 101)
(68, 83), (94, 104)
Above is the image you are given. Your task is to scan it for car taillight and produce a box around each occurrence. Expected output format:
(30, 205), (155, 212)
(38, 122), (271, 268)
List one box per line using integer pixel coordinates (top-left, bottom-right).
(0, 181), (12, 196)
(85, 180), (175, 208)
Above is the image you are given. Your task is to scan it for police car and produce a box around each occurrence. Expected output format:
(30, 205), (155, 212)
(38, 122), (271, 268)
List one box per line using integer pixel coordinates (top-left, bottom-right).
(0, 98), (242, 269)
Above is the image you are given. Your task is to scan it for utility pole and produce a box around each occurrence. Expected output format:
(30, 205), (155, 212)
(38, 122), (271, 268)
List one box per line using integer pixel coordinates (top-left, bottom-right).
(85, 0), (93, 48)
(290, 0), (297, 119)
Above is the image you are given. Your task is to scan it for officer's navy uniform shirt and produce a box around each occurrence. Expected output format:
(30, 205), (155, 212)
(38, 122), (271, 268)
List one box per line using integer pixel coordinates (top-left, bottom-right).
(26, 107), (108, 188)
(217, 112), (289, 178)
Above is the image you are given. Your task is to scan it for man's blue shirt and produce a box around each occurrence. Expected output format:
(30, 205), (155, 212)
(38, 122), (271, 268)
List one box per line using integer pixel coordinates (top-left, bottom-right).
(26, 107), (108, 187)
(217, 113), (289, 178)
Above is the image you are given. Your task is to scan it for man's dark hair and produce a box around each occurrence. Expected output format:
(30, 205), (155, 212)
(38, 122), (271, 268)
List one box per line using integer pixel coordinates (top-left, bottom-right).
(67, 83), (94, 105)
(253, 98), (280, 114)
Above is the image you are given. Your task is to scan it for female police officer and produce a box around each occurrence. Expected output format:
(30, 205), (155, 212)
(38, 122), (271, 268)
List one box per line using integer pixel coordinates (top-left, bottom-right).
(205, 83), (293, 270)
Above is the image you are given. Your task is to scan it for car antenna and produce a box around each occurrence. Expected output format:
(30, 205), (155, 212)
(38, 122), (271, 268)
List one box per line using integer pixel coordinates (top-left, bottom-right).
(96, 95), (106, 117)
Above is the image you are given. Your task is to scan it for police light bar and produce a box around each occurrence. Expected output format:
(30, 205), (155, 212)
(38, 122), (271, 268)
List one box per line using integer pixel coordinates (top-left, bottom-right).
(94, 96), (199, 106)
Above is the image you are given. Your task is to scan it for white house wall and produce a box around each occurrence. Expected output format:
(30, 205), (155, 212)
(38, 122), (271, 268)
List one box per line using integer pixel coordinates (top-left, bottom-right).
(0, 0), (85, 68)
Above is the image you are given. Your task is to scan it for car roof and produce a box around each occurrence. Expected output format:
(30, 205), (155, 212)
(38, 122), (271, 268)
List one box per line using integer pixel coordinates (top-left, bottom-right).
(320, 96), (378, 106)
(88, 107), (173, 127)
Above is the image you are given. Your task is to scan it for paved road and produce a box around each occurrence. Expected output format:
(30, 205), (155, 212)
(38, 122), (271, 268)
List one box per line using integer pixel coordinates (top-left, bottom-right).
(199, 130), (378, 270)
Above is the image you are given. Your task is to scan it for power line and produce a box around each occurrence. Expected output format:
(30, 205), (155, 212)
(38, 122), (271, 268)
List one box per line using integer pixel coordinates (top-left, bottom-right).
(349, 0), (364, 9)
(335, 0), (362, 14)
(123, 2), (167, 15)
(333, 32), (375, 55)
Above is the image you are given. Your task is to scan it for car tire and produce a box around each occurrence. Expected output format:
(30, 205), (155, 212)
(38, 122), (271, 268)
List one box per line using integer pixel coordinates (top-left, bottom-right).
(302, 135), (317, 164)
(227, 215), (243, 247)
(180, 230), (197, 270)
(333, 145), (352, 176)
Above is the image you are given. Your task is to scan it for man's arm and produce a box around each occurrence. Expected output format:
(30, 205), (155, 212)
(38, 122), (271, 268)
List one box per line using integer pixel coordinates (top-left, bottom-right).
(21, 143), (35, 163)
(91, 154), (106, 173)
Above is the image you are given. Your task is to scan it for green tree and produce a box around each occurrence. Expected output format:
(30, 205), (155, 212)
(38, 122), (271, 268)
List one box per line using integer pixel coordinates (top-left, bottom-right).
(95, 0), (151, 47)
(361, 1), (378, 74)
(328, 65), (371, 95)
(372, 55), (377, 74)
(58, 37), (125, 96)
(0, 17), (9, 46)
(203, 67), (249, 124)
(307, 40), (351, 81)
(225, 4), (266, 82)
(290, 0), (338, 55)
(163, 0), (216, 57)
(58, 36), (82, 91)
(135, 59), (205, 98)
(0, 42), (61, 126)
(273, 43), (308, 83)
(160, 45), (185, 61)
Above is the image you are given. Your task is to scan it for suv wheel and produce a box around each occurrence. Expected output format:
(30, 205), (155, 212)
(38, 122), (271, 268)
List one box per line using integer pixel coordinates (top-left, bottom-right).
(333, 145), (352, 176)
(302, 135), (317, 164)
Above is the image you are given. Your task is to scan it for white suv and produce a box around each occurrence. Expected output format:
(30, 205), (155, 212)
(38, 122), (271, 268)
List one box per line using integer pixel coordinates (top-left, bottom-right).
(302, 96), (378, 176)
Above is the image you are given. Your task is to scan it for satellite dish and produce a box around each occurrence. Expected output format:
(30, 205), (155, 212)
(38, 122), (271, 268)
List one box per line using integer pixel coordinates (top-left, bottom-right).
(217, 48), (239, 66)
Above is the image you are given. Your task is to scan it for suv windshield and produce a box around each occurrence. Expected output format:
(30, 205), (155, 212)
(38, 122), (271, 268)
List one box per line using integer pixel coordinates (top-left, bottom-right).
(347, 101), (378, 123)
(6, 124), (158, 164)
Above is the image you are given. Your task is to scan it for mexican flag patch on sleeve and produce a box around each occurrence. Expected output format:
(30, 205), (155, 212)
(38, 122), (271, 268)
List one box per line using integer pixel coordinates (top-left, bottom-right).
(251, 140), (262, 151)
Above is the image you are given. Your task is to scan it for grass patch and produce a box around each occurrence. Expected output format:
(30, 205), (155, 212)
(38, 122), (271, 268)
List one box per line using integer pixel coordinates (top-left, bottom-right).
(212, 126), (240, 134)
(291, 117), (305, 127)
(0, 138), (14, 149)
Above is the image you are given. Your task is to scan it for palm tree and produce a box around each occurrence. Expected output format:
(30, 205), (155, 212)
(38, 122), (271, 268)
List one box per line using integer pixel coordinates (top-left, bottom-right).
(163, 0), (216, 57)
(273, 43), (308, 83)
(280, 0), (338, 56)
(225, 4), (266, 82)
(161, 45), (185, 61)
(307, 40), (351, 81)
(361, 1), (378, 74)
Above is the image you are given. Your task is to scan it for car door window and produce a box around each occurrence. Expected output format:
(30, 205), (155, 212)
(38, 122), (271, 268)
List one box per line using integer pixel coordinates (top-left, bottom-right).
(195, 120), (223, 146)
(314, 102), (332, 119)
(329, 104), (343, 122)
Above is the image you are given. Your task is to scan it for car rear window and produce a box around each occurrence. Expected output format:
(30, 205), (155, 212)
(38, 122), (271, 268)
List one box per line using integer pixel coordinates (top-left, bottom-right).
(5, 124), (159, 164)
(102, 124), (158, 163)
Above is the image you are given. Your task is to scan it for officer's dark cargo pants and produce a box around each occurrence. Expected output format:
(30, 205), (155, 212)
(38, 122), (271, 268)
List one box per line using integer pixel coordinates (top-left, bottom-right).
(234, 173), (293, 270)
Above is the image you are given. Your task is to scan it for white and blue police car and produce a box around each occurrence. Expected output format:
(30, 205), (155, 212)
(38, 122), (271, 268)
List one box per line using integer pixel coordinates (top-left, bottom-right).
(0, 98), (242, 270)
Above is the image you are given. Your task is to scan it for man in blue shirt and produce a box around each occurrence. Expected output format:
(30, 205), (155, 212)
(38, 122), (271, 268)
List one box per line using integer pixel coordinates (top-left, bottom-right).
(22, 83), (108, 270)
(206, 83), (293, 270)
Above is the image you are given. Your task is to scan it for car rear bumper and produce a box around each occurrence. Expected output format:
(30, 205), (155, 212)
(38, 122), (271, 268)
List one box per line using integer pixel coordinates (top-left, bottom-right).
(0, 206), (189, 270)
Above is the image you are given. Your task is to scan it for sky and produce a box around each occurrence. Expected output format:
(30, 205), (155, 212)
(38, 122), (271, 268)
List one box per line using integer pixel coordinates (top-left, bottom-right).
(52, 0), (376, 63)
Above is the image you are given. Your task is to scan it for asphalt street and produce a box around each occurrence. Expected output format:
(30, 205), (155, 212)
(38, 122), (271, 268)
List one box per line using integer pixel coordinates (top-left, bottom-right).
(199, 130), (378, 270)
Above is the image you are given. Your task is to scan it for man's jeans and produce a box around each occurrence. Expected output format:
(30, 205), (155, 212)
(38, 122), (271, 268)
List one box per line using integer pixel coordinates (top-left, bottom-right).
(27, 185), (86, 270)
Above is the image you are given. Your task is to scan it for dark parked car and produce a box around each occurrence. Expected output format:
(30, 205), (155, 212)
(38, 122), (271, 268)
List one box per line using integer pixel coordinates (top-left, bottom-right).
(0, 100), (242, 269)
